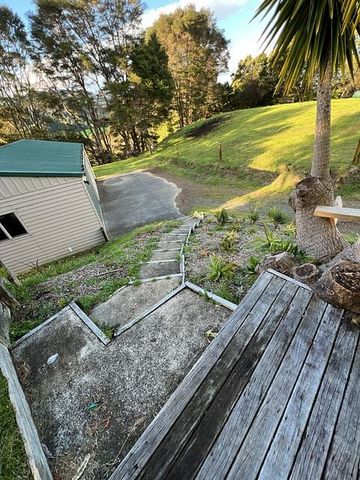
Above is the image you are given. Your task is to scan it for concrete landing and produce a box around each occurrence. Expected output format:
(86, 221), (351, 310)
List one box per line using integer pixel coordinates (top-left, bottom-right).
(12, 289), (230, 479)
(90, 277), (181, 328)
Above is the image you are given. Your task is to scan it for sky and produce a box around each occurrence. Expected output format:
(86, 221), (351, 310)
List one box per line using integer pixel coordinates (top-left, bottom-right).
(6, 0), (266, 82)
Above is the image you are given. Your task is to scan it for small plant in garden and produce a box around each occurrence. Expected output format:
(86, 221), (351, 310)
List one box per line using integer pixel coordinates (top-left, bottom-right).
(263, 224), (300, 255)
(221, 230), (239, 253)
(247, 256), (260, 273)
(208, 254), (236, 281)
(247, 208), (260, 224)
(267, 207), (289, 227)
(215, 208), (229, 225)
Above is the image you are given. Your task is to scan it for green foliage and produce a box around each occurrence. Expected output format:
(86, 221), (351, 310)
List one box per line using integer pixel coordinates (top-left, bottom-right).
(215, 208), (229, 225)
(255, 0), (360, 93)
(208, 254), (236, 281)
(149, 5), (229, 127)
(263, 224), (299, 255)
(267, 206), (289, 227)
(247, 256), (260, 273)
(220, 230), (239, 253)
(247, 208), (260, 224)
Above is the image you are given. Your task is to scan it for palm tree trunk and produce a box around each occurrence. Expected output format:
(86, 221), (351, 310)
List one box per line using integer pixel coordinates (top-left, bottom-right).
(311, 57), (332, 178)
(290, 54), (346, 260)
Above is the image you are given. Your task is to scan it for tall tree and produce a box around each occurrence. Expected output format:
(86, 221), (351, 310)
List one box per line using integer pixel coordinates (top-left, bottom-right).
(256, 0), (360, 260)
(0, 7), (53, 140)
(30, 0), (143, 163)
(107, 32), (174, 155)
(150, 5), (229, 128)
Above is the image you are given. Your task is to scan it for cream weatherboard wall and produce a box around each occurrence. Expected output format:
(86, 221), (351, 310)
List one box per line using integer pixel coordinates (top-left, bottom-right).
(0, 175), (105, 274)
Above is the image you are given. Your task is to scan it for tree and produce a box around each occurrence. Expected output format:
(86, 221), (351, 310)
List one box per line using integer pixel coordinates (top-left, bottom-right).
(256, 0), (360, 260)
(228, 52), (316, 110)
(0, 7), (51, 140)
(150, 5), (229, 128)
(107, 33), (174, 155)
(30, 0), (143, 163)
(256, 0), (360, 314)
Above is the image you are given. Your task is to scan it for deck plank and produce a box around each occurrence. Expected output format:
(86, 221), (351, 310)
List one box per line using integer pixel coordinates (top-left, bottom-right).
(322, 333), (360, 480)
(109, 272), (274, 480)
(196, 294), (326, 480)
(288, 320), (359, 480)
(138, 276), (290, 479)
(148, 281), (299, 480)
(225, 303), (343, 480)
(259, 311), (355, 480)
(165, 284), (308, 480)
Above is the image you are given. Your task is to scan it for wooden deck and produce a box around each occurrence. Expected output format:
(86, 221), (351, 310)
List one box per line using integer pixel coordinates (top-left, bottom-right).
(110, 271), (360, 480)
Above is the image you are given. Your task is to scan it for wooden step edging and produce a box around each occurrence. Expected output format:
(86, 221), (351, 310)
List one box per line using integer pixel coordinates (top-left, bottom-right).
(0, 344), (53, 480)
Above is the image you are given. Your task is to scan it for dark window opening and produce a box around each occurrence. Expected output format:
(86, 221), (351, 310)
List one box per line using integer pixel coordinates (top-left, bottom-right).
(0, 228), (7, 240)
(0, 213), (27, 240)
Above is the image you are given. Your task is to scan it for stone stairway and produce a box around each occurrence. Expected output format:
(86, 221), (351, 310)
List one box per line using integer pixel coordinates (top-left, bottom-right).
(90, 216), (203, 332)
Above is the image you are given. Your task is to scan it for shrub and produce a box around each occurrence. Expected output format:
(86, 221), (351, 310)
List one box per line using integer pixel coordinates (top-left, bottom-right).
(247, 208), (260, 224)
(221, 230), (239, 253)
(208, 254), (236, 281)
(215, 208), (229, 226)
(267, 207), (289, 227)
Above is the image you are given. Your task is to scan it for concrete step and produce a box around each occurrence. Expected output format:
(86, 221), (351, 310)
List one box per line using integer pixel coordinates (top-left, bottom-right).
(114, 285), (229, 338)
(89, 277), (181, 328)
(141, 260), (180, 279)
(161, 233), (188, 242)
(151, 250), (180, 261)
(157, 240), (183, 249)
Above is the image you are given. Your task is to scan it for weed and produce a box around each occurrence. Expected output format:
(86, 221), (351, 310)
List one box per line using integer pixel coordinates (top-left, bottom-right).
(247, 256), (260, 273)
(208, 255), (236, 281)
(263, 224), (300, 255)
(221, 230), (239, 253)
(214, 283), (239, 304)
(215, 208), (229, 226)
(267, 207), (289, 227)
(247, 209), (260, 224)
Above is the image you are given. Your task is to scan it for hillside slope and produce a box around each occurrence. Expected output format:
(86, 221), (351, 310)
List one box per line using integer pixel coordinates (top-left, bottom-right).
(95, 99), (360, 210)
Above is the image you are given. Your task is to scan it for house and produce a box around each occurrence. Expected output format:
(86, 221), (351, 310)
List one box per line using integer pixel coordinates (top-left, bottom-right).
(0, 140), (107, 276)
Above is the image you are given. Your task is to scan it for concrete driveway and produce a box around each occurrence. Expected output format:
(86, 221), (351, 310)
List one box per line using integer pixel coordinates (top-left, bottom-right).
(97, 172), (183, 238)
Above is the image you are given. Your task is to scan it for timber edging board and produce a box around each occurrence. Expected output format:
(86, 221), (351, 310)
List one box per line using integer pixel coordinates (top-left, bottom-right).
(0, 344), (53, 480)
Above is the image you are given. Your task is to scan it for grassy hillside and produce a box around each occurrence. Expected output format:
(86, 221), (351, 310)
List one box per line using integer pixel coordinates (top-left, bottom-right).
(94, 99), (360, 209)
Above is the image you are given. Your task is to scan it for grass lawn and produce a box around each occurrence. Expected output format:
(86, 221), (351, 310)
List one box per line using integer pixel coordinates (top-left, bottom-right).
(0, 374), (31, 479)
(9, 220), (179, 342)
(94, 99), (360, 208)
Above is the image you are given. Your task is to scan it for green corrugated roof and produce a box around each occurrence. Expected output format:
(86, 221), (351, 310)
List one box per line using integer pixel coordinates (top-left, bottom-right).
(0, 139), (84, 177)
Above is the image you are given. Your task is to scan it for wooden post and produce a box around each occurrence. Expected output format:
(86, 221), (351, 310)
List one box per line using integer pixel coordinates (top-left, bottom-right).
(353, 138), (360, 165)
(218, 142), (223, 162)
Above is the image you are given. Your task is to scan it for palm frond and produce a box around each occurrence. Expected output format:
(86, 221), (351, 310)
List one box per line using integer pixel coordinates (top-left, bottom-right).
(254, 0), (360, 93)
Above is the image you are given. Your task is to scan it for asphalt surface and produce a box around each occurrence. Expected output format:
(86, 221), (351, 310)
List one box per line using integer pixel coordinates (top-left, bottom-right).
(97, 172), (183, 238)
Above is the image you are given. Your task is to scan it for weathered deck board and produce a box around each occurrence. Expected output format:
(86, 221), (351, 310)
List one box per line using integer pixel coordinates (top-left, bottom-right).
(144, 280), (297, 480)
(322, 334), (360, 480)
(109, 271), (274, 480)
(111, 271), (357, 480)
(196, 289), (319, 480)
(289, 320), (359, 480)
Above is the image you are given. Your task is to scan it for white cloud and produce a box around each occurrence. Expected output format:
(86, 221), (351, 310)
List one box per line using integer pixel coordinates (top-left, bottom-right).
(142, 0), (250, 29)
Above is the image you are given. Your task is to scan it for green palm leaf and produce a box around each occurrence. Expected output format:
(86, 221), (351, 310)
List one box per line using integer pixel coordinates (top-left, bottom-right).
(254, 0), (360, 93)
